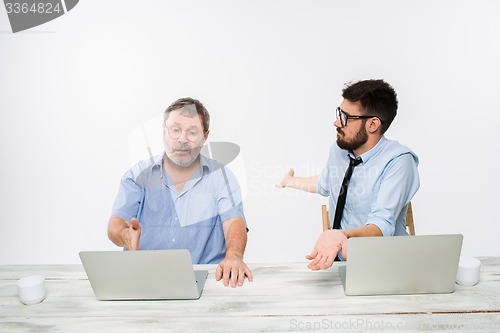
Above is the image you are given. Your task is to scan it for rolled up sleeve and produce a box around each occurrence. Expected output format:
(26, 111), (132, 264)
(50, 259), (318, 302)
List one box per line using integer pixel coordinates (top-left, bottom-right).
(365, 153), (420, 236)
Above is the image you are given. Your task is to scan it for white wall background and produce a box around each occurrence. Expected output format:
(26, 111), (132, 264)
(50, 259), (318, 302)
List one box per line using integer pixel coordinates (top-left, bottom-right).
(1, 0), (499, 264)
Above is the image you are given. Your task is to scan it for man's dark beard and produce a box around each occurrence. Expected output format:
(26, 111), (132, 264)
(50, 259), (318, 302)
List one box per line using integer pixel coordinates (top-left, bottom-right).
(336, 124), (368, 152)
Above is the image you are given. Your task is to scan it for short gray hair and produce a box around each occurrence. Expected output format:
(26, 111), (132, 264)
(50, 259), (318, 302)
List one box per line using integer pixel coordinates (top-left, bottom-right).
(163, 97), (210, 132)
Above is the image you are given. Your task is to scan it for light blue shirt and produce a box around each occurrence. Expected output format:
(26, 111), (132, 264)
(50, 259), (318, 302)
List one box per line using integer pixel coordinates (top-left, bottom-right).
(317, 136), (419, 237)
(111, 153), (246, 264)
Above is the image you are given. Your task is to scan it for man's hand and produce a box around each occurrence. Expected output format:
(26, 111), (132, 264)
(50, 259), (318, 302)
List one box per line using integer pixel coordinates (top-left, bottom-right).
(122, 217), (141, 250)
(276, 168), (295, 188)
(306, 230), (348, 270)
(108, 216), (142, 250)
(275, 169), (318, 193)
(215, 253), (253, 288)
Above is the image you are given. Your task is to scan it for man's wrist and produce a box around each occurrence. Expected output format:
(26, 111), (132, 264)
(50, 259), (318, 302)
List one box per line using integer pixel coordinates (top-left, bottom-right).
(225, 250), (243, 260)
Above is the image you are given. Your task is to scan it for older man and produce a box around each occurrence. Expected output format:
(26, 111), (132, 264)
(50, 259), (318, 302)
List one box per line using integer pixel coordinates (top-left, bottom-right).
(108, 97), (252, 287)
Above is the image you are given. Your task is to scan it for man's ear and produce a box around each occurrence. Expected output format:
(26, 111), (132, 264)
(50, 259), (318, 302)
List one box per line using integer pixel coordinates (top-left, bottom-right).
(203, 130), (210, 141)
(366, 118), (382, 134)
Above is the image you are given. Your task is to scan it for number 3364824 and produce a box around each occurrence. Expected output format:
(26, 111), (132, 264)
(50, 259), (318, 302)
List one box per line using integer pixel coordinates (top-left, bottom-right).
(5, 2), (62, 14)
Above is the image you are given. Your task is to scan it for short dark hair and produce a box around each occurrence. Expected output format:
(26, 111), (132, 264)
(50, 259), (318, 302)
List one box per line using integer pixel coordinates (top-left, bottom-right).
(163, 97), (210, 132)
(342, 79), (398, 134)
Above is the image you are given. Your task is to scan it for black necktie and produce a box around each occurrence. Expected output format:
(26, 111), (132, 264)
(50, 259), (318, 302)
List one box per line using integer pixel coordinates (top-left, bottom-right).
(332, 156), (362, 230)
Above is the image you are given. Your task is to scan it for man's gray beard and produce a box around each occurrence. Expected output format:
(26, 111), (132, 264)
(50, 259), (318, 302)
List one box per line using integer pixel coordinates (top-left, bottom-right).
(166, 146), (202, 167)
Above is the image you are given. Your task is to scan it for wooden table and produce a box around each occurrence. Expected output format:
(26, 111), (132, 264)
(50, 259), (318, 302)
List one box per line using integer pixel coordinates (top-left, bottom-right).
(1, 258), (499, 332)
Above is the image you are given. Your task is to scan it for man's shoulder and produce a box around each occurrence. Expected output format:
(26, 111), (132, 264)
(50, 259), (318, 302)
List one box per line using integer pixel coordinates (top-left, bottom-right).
(201, 153), (241, 175)
(200, 153), (224, 171)
(200, 154), (241, 186)
(126, 154), (162, 181)
(136, 154), (161, 169)
(378, 138), (419, 165)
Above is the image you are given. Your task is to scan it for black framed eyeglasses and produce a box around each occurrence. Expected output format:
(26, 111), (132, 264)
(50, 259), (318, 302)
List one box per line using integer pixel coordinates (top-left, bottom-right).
(335, 107), (385, 127)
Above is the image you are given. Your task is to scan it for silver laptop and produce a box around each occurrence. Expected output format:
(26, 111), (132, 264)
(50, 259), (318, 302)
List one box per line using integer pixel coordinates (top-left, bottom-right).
(338, 234), (463, 296)
(79, 249), (208, 300)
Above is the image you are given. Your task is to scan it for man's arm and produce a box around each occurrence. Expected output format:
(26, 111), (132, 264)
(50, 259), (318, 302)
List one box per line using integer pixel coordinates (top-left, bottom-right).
(276, 168), (318, 193)
(365, 154), (419, 236)
(306, 224), (382, 271)
(343, 224), (383, 238)
(215, 217), (253, 287)
(306, 151), (419, 270)
(107, 216), (141, 250)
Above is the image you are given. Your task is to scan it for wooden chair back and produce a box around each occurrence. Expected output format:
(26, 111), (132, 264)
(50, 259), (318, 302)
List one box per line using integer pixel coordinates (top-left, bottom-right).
(321, 202), (415, 235)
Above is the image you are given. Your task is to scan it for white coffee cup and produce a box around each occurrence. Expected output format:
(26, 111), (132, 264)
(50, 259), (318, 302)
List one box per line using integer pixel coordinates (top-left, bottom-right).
(17, 275), (46, 305)
(456, 257), (481, 286)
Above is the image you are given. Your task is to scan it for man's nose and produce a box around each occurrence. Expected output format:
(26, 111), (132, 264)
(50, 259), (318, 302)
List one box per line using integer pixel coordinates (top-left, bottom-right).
(333, 117), (342, 128)
(177, 130), (189, 142)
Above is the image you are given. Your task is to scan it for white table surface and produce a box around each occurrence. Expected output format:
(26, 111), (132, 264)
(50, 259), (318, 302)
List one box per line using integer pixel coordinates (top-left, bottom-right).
(1, 257), (499, 332)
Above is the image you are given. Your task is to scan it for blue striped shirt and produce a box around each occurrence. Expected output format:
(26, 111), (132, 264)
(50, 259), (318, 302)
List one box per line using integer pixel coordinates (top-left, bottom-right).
(111, 153), (246, 264)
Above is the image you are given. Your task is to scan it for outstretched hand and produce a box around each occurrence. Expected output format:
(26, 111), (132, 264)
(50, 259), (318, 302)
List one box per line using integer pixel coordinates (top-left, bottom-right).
(124, 217), (141, 250)
(306, 230), (348, 270)
(276, 168), (295, 188)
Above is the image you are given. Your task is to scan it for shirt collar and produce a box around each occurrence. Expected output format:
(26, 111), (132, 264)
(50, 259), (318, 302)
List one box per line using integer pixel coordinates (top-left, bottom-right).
(347, 136), (387, 164)
(358, 135), (387, 163)
(199, 154), (211, 171)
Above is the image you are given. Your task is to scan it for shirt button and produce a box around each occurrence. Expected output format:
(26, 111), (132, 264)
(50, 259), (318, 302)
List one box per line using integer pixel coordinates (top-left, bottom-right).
(171, 238), (176, 242)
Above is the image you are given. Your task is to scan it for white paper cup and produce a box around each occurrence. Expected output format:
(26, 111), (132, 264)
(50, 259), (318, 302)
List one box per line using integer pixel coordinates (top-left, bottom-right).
(456, 257), (481, 286)
(17, 275), (46, 305)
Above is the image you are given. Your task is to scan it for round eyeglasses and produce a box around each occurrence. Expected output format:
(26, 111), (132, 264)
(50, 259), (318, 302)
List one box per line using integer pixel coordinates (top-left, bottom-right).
(335, 107), (385, 127)
(165, 126), (203, 141)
